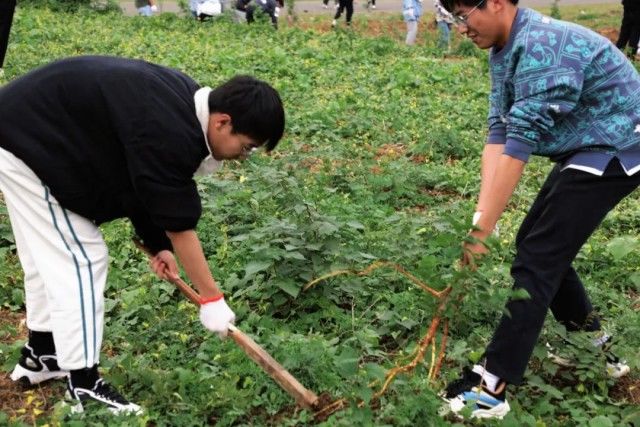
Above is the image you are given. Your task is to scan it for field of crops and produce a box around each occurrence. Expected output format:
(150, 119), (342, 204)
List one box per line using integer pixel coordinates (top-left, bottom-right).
(0, 2), (639, 426)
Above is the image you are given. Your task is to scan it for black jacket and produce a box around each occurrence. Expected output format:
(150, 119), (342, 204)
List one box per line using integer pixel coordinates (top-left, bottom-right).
(0, 56), (209, 253)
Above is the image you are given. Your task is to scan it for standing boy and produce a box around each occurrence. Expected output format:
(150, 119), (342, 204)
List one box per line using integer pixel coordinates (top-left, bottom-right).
(0, 56), (285, 414)
(440, 0), (639, 419)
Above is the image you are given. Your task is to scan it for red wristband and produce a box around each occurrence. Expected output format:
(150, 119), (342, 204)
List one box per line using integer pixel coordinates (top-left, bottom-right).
(200, 294), (224, 305)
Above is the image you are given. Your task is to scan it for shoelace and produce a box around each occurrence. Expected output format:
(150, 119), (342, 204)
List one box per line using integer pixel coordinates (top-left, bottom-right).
(92, 379), (129, 404)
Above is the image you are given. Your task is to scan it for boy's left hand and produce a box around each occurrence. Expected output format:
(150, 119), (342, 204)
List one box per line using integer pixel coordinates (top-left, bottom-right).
(151, 250), (180, 280)
(461, 232), (489, 269)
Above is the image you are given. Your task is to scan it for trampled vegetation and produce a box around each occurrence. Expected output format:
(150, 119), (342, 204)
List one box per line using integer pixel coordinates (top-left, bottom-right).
(0, 3), (639, 426)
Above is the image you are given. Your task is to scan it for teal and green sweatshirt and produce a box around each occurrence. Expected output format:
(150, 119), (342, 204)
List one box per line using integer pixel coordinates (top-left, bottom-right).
(488, 8), (640, 175)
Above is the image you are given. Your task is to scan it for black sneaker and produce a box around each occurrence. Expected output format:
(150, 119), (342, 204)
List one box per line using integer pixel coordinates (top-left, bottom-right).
(10, 344), (69, 386)
(441, 367), (510, 420)
(66, 366), (142, 415)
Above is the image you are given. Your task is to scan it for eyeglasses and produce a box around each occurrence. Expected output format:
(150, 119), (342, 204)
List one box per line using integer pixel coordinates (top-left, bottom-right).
(452, 0), (485, 26)
(243, 146), (259, 157)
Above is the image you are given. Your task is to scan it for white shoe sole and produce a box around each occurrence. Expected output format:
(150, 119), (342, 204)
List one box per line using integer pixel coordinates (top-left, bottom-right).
(448, 396), (511, 420)
(64, 390), (144, 416)
(10, 364), (69, 385)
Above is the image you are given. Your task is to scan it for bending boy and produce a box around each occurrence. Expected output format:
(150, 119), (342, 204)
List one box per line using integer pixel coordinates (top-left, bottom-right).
(440, 0), (640, 419)
(0, 56), (285, 414)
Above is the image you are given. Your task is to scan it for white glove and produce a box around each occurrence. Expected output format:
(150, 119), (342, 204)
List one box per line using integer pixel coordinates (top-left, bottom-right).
(472, 211), (500, 237)
(150, 4), (158, 12)
(199, 297), (236, 338)
(472, 211), (482, 226)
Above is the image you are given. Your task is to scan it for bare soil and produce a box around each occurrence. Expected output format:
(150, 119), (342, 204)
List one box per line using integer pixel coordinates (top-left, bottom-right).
(0, 310), (62, 423)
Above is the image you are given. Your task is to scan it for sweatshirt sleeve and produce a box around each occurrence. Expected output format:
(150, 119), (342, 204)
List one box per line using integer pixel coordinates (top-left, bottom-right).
(122, 191), (173, 254)
(505, 47), (586, 161)
(487, 77), (507, 145)
(124, 139), (202, 233)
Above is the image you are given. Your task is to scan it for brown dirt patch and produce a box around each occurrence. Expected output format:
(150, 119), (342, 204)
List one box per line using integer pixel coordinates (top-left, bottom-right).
(296, 16), (431, 42)
(410, 154), (427, 164)
(420, 187), (459, 198)
(628, 290), (640, 310)
(598, 27), (619, 43)
(0, 309), (62, 423)
(370, 165), (383, 175)
(611, 374), (640, 405)
(300, 157), (325, 173)
(0, 309), (26, 345)
(374, 143), (406, 160)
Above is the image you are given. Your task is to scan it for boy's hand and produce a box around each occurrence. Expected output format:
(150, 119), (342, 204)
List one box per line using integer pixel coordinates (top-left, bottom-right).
(461, 232), (489, 269)
(151, 250), (179, 280)
(200, 297), (236, 338)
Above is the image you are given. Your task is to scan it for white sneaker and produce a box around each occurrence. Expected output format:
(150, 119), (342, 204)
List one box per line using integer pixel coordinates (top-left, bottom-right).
(443, 367), (511, 420)
(331, 19), (337, 27)
(10, 344), (69, 386)
(546, 336), (630, 379)
(606, 360), (630, 379)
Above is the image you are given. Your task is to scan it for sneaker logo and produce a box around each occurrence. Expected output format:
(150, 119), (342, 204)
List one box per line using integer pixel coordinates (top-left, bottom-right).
(25, 358), (38, 369)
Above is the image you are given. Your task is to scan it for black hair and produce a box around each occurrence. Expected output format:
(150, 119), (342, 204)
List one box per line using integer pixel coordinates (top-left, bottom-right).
(208, 75), (285, 151)
(441, 0), (518, 14)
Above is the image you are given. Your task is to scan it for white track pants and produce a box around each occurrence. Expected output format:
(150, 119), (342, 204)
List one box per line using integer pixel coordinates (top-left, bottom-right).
(0, 147), (107, 370)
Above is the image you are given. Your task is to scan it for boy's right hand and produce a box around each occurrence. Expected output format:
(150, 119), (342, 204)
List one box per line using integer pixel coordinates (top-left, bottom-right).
(200, 297), (236, 338)
(151, 250), (180, 281)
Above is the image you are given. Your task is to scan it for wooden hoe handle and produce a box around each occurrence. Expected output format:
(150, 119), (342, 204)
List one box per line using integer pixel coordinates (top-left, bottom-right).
(133, 239), (319, 410)
(227, 324), (319, 410)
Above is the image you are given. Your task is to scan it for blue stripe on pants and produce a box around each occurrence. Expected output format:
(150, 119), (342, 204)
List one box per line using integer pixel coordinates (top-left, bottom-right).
(62, 208), (97, 365)
(45, 186), (89, 367)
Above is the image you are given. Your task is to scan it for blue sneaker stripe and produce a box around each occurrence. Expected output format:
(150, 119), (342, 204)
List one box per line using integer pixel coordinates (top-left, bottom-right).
(462, 390), (503, 407)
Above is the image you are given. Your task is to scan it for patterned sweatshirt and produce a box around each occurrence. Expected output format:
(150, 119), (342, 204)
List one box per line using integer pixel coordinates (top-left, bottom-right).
(488, 8), (640, 175)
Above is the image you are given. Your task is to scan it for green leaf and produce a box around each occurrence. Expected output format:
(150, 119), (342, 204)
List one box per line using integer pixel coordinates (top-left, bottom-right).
(630, 272), (640, 289)
(282, 251), (306, 260)
(509, 288), (531, 301)
(346, 220), (365, 230)
(274, 279), (300, 298)
(334, 346), (360, 377)
(606, 236), (638, 261)
(588, 416), (613, 427)
(244, 260), (272, 277)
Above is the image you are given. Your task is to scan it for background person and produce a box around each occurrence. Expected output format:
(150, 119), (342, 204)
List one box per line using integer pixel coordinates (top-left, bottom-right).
(236, 0), (280, 27)
(402, 0), (423, 45)
(615, 0), (640, 58)
(433, 0), (454, 51)
(332, 0), (354, 27)
(135, 0), (158, 16)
